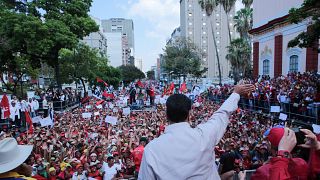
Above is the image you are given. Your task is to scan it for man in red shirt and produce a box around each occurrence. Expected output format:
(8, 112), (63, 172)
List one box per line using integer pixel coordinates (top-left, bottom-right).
(132, 137), (147, 178)
(251, 128), (308, 180)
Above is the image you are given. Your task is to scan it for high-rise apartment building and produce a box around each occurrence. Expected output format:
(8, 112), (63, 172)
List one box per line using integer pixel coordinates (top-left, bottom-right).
(82, 17), (108, 58)
(180, 0), (236, 79)
(102, 18), (135, 65)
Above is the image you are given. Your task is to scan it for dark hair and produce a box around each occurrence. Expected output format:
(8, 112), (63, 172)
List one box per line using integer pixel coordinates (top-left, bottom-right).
(166, 94), (192, 123)
(107, 156), (114, 162)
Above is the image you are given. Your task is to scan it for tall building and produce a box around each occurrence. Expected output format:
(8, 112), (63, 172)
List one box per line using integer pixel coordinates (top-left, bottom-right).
(249, 0), (319, 77)
(102, 18), (135, 65)
(167, 27), (181, 45)
(82, 17), (108, 57)
(105, 32), (122, 67)
(180, 0), (236, 79)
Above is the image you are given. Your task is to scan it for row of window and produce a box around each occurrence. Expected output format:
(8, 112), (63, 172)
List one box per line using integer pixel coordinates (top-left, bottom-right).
(262, 55), (299, 75)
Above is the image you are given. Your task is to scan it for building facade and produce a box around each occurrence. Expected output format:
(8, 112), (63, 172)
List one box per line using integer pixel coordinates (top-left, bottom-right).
(167, 27), (181, 45)
(249, 0), (319, 78)
(180, 0), (236, 79)
(105, 32), (123, 67)
(102, 18), (135, 65)
(82, 17), (108, 57)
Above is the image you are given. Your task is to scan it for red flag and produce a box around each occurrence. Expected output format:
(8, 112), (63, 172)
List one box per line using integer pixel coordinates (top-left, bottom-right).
(96, 77), (108, 87)
(179, 82), (187, 93)
(25, 111), (33, 134)
(96, 100), (105, 106)
(102, 91), (115, 99)
(136, 80), (144, 88)
(0, 94), (10, 119)
(169, 82), (175, 93)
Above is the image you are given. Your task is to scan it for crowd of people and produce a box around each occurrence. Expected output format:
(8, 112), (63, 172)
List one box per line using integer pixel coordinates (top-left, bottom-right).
(0, 72), (319, 180)
(207, 72), (320, 123)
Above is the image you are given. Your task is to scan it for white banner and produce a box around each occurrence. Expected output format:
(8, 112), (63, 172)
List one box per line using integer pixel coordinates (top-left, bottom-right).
(32, 116), (42, 124)
(82, 113), (92, 119)
(279, 113), (287, 121)
(270, 106), (280, 113)
(123, 107), (130, 116)
(105, 116), (118, 126)
(39, 117), (53, 127)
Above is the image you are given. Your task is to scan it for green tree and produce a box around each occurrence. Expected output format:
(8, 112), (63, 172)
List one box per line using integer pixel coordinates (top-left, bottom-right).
(198, 0), (222, 85)
(242, 0), (253, 8)
(147, 70), (155, 80)
(226, 38), (252, 84)
(234, 8), (253, 40)
(0, 0), (99, 89)
(163, 38), (207, 80)
(118, 65), (145, 84)
(288, 0), (320, 51)
(59, 43), (99, 93)
(218, 0), (237, 42)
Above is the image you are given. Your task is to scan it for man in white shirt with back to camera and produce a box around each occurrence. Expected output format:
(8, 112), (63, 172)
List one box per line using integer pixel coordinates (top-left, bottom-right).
(138, 84), (255, 180)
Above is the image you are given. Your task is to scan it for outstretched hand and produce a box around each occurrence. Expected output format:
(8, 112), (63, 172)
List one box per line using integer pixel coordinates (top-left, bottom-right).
(233, 84), (255, 97)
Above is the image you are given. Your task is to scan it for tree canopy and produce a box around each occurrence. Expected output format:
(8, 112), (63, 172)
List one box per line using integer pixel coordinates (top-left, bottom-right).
(288, 0), (320, 51)
(59, 43), (121, 92)
(118, 65), (145, 84)
(163, 38), (207, 79)
(0, 0), (99, 88)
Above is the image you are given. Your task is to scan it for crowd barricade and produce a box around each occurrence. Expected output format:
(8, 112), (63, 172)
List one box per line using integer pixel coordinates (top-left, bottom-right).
(208, 95), (320, 125)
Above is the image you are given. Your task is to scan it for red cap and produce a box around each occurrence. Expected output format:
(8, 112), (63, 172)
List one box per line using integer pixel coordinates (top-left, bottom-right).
(267, 128), (284, 147)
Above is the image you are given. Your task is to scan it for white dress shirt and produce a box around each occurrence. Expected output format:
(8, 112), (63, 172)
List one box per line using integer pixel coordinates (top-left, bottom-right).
(138, 93), (240, 180)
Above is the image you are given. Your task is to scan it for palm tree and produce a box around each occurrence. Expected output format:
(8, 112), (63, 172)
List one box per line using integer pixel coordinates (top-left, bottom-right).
(226, 38), (251, 84)
(198, 0), (222, 85)
(234, 7), (253, 40)
(218, 0), (237, 43)
(242, 0), (253, 8)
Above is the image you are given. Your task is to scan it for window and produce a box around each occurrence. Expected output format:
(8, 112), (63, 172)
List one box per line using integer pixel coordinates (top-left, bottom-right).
(188, 13), (192, 17)
(203, 13), (206, 17)
(189, 22), (192, 26)
(203, 40), (206, 43)
(216, 31), (220, 35)
(216, 22), (220, 26)
(217, 40), (220, 44)
(203, 58), (207, 61)
(203, 31), (206, 35)
(189, 4), (192, 7)
(203, 22), (206, 26)
(263, 59), (270, 75)
(216, 13), (220, 17)
(203, 49), (207, 52)
(289, 55), (298, 72)
(189, 31), (193, 35)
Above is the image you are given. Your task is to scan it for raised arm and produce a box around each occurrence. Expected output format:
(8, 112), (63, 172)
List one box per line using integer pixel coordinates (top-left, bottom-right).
(197, 84), (254, 147)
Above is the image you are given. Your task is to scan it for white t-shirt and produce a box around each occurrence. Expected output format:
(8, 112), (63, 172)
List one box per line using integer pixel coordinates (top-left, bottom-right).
(102, 162), (118, 180)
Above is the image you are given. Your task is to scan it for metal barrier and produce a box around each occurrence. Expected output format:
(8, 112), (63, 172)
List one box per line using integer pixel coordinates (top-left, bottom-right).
(208, 95), (320, 125)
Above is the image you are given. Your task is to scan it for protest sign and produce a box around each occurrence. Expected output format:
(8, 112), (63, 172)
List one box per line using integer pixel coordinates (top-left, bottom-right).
(82, 113), (92, 119)
(123, 107), (130, 116)
(270, 106), (280, 113)
(105, 116), (118, 126)
(39, 117), (53, 127)
(279, 113), (287, 121)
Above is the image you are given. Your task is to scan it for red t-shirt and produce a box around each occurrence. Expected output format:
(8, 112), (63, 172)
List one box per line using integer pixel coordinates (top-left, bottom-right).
(132, 145), (144, 172)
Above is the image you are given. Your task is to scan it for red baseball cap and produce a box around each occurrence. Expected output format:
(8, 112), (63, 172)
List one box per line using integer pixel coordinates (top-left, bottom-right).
(267, 128), (284, 147)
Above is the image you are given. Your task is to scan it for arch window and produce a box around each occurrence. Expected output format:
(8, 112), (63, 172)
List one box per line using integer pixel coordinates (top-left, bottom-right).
(263, 59), (270, 75)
